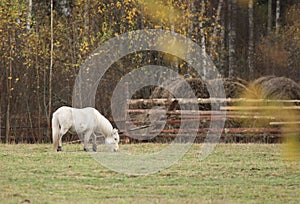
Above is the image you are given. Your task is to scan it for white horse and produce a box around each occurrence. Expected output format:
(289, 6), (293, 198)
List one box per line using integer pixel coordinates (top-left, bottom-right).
(52, 106), (119, 152)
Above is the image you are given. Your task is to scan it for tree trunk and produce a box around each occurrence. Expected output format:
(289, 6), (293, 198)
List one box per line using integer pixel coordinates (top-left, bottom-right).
(186, 0), (195, 68)
(36, 54), (42, 143)
(27, 0), (32, 31)
(5, 103), (10, 144)
(228, 0), (237, 77)
(199, 0), (206, 78)
(267, 0), (272, 35)
(84, 0), (90, 38)
(267, 0), (273, 74)
(219, 19), (225, 72)
(47, 0), (54, 142)
(275, 0), (280, 35)
(248, 0), (254, 79)
(169, 3), (178, 73)
(210, 0), (224, 57)
(5, 34), (13, 143)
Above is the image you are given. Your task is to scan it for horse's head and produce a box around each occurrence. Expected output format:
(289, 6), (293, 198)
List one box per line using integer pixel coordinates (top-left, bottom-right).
(105, 128), (119, 152)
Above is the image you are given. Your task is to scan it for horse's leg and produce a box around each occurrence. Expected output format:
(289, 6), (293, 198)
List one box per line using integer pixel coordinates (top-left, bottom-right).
(57, 133), (63, 152)
(92, 133), (97, 152)
(57, 127), (69, 152)
(83, 131), (92, 152)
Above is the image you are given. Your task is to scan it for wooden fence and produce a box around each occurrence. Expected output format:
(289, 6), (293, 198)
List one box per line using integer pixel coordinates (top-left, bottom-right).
(122, 98), (300, 143)
(1, 98), (299, 144)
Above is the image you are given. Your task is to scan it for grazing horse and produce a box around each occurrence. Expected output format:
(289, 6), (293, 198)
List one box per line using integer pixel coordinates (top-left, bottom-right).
(52, 106), (119, 152)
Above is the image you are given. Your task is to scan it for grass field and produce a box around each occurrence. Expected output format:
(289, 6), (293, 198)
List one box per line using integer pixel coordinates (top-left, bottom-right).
(0, 143), (299, 204)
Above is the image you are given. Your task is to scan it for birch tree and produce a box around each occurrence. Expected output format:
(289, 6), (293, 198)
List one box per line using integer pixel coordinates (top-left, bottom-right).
(228, 0), (237, 77)
(248, 0), (254, 78)
(199, 0), (206, 78)
(210, 0), (224, 58)
(26, 0), (32, 31)
(47, 0), (54, 141)
(267, 0), (272, 35)
(275, 0), (280, 35)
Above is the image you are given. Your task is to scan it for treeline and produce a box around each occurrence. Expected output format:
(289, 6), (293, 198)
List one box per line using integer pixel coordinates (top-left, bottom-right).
(0, 0), (299, 143)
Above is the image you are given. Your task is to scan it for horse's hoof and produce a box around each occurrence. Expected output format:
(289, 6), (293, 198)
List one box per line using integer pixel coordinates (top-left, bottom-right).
(83, 147), (89, 152)
(57, 146), (62, 152)
(92, 145), (97, 152)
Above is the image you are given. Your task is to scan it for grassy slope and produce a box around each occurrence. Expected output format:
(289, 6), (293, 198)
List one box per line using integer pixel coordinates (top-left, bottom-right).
(0, 143), (299, 204)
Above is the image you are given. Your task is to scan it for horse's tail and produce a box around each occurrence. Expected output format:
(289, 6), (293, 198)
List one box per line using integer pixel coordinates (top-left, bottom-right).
(52, 113), (60, 149)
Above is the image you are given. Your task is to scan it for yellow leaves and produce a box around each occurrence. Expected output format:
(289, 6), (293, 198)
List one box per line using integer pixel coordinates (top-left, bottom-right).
(116, 1), (122, 9)
(54, 41), (61, 48)
(79, 40), (89, 55)
(126, 7), (138, 25)
(136, 0), (183, 27)
(8, 76), (20, 83)
(156, 32), (187, 62)
(98, 7), (103, 14)
(124, 0), (131, 5)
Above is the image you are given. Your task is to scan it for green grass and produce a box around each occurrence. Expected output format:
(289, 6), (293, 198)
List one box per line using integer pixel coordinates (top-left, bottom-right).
(0, 143), (299, 204)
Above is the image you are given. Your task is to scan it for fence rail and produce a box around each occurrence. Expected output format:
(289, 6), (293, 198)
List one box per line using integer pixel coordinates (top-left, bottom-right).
(128, 98), (300, 105)
(123, 97), (300, 143)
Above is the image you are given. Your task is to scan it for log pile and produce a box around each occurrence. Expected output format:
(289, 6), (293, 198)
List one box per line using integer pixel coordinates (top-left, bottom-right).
(124, 76), (300, 143)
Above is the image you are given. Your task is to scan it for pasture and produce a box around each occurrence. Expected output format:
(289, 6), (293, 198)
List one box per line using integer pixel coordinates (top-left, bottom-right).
(1, 143), (299, 204)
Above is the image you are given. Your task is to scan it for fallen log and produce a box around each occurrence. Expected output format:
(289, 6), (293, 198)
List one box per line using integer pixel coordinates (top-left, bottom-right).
(128, 98), (300, 105)
(221, 106), (300, 111)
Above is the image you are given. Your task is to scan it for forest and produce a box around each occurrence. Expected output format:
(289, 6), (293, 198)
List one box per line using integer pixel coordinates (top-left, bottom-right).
(0, 0), (299, 143)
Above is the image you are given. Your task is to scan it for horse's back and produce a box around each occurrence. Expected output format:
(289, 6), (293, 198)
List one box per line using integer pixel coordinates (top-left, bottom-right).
(53, 106), (112, 135)
(52, 106), (74, 128)
(75, 107), (113, 136)
(53, 106), (73, 118)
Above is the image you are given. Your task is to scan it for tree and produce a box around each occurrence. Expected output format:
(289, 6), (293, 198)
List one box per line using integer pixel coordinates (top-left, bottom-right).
(275, 0), (280, 35)
(27, 0), (32, 31)
(267, 0), (272, 35)
(228, 0), (237, 77)
(248, 0), (254, 78)
(210, 0), (224, 58)
(47, 0), (54, 141)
